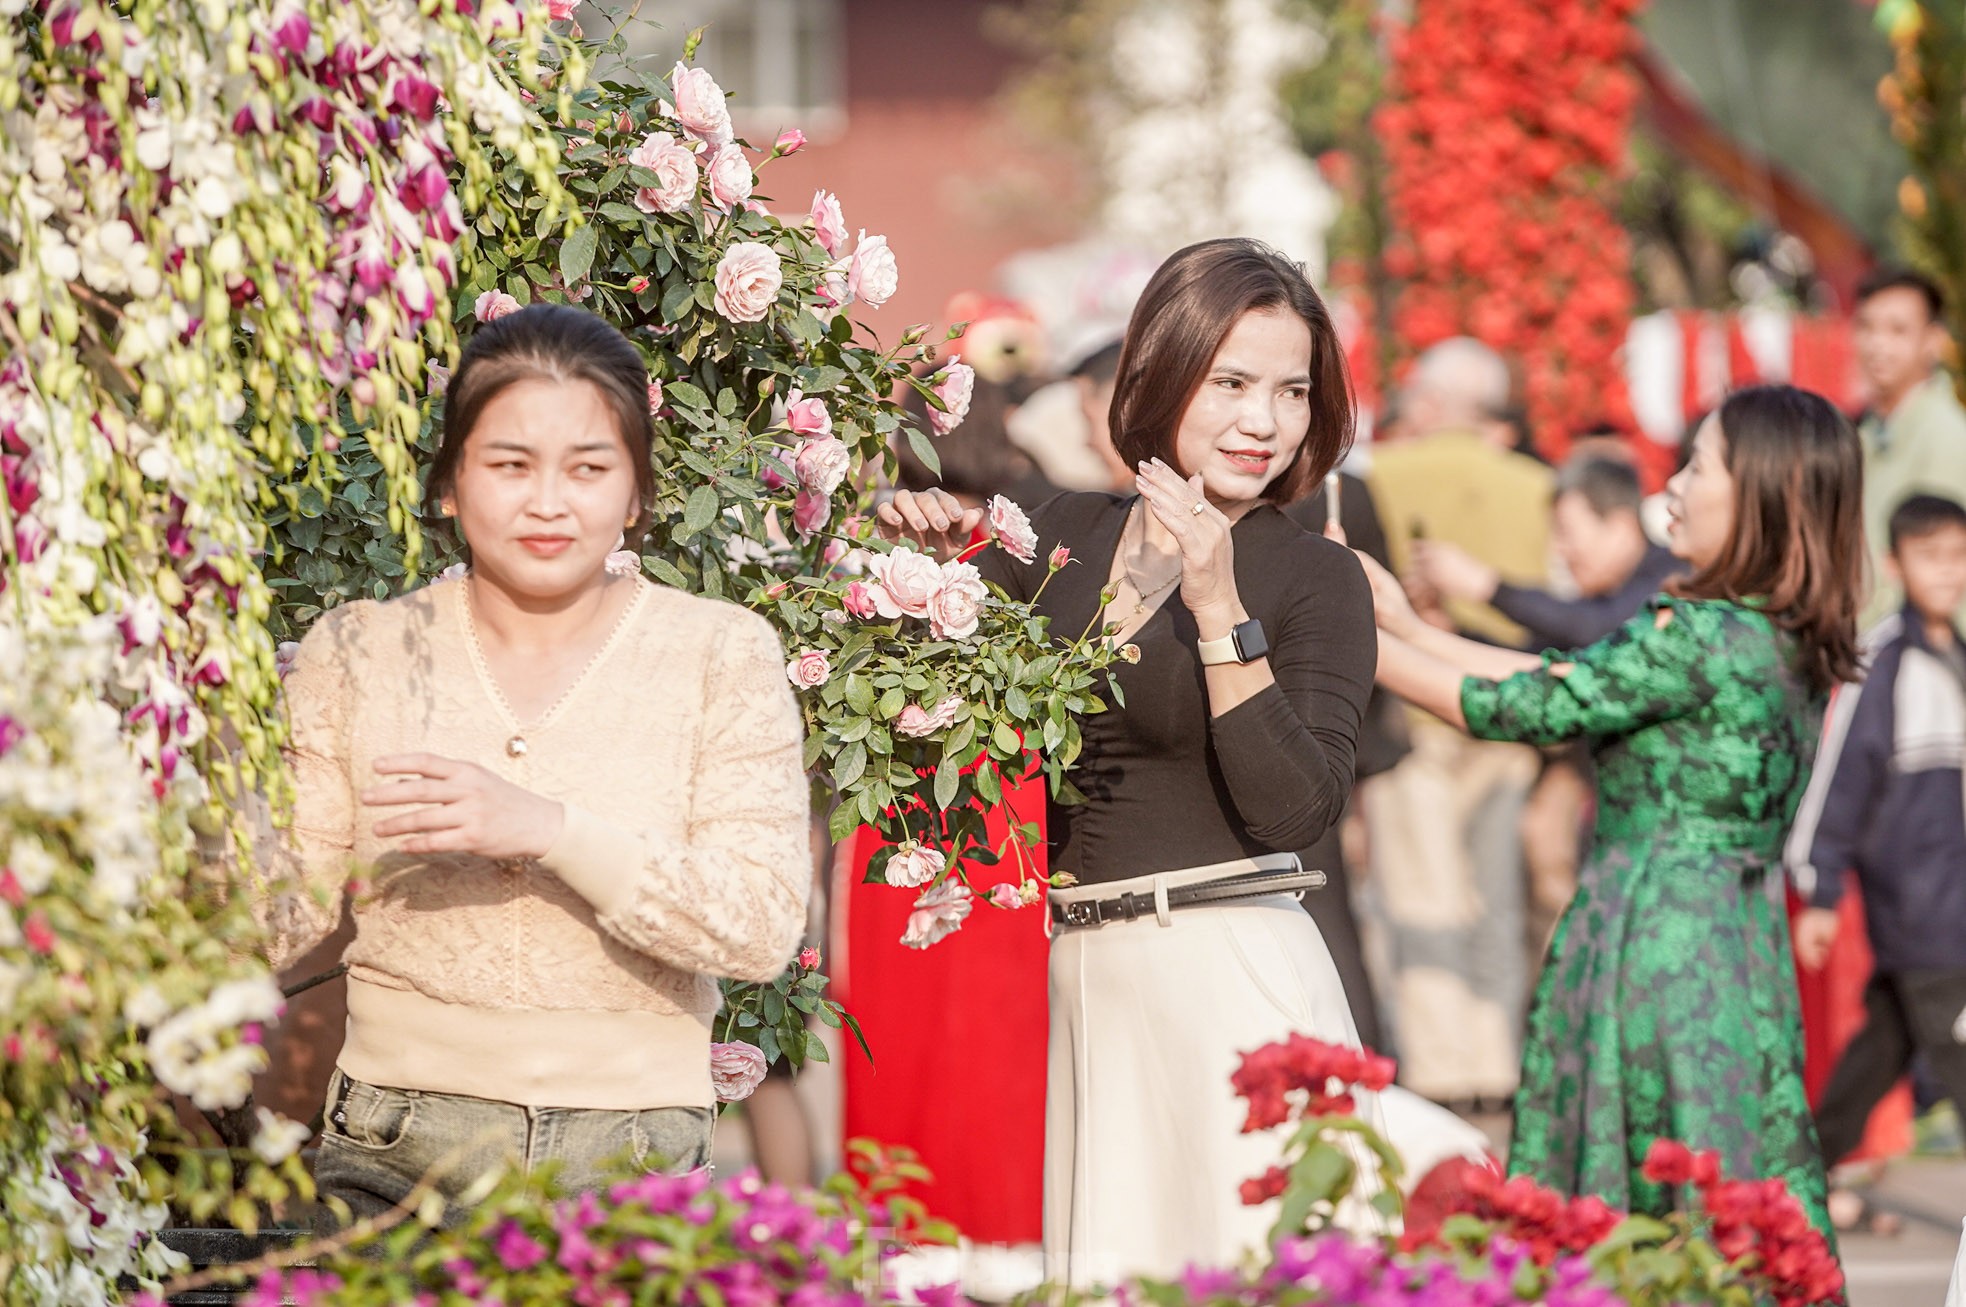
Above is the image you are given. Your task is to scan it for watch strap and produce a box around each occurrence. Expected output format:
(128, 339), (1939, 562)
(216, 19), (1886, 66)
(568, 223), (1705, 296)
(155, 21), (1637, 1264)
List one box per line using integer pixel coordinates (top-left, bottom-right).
(1197, 618), (1268, 666)
(1196, 632), (1239, 666)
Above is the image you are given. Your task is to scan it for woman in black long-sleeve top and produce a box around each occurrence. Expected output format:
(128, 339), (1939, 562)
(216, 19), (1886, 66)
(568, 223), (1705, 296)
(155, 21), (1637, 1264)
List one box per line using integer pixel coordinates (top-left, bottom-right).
(879, 239), (1482, 1287)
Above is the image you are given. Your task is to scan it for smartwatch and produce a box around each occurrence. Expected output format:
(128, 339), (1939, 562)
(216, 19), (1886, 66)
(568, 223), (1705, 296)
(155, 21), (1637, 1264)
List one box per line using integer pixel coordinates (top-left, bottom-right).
(1196, 618), (1269, 667)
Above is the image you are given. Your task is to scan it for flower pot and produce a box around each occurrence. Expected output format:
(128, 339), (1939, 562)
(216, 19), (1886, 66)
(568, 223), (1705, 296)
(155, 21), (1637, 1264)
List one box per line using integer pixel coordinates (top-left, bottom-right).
(154, 1227), (313, 1305)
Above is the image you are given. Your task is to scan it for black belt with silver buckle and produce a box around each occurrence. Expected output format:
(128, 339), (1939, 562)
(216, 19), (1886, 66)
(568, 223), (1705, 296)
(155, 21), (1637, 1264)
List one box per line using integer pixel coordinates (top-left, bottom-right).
(1049, 867), (1328, 931)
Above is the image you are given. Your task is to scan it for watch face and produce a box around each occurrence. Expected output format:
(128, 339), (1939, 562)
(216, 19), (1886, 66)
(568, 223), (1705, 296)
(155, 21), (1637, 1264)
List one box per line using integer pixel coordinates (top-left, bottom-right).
(1233, 619), (1269, 663)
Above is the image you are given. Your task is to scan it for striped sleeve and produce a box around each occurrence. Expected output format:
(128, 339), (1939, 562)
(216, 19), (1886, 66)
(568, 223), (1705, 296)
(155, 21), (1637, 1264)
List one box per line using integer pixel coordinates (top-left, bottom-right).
(1784, 631), (1897, 908)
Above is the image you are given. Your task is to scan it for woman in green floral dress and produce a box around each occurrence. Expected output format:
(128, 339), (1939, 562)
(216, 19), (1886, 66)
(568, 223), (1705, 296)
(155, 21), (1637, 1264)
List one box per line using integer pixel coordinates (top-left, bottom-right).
(1352, 386), (1865, 1243)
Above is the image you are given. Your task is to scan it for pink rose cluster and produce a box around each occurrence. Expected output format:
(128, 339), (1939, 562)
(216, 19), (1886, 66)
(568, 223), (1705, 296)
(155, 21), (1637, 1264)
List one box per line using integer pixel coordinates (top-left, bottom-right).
(854, 547), (988, 641)
(805, 192), (898, 314)
(780, 387), (851, 539)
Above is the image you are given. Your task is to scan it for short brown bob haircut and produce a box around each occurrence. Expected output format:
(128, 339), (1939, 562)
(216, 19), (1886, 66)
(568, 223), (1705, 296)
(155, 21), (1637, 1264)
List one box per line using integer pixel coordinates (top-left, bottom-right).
(1671, 384), (1864, 693)
(427, 303), (658, 536)
(1107, 238), (1354, 506)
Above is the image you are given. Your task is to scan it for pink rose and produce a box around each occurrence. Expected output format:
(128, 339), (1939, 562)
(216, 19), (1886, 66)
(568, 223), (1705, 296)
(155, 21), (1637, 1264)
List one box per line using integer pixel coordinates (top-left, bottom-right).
(784, 388), (833, 439)
(709, 1041), (768, 1103)
(628, 131), (698, 214)
(988, 882), (1023, 910)
(274, 641), (302, 681)
(929, 358), (975, 436)
(927, 559), (986, 641)
(647, 380), (664, 413)
(794, 435), (850, 497)
(713, 242), (783, 323)
(775, 128), (807, 157)
(847, 231), (898, 308)
(986, 494), (1037, 564)
(816, 261), (850, 310)
(426, 361), (452, 396)
(669, 62), (733, 147)
(809, 191), (848, 259)
(901, 879), (973, 949)
(886, 841), (946, 889)
(842, 581), (881, 620)
(798, 945), (820, 970)
(545, 0), (574, 18)
(1049, 544), (1071, 571)
(865, 547), (943, 619)
(628, 274), (650, 293)
(895, 695), (962, 739)
(705, 143), (753, 211)
(792, 490), (830, 539)
(474, 289), (521, 322)
(605, 549), (639, 577)
(785, 649), (831, 689)
(438, 562), (470, 582)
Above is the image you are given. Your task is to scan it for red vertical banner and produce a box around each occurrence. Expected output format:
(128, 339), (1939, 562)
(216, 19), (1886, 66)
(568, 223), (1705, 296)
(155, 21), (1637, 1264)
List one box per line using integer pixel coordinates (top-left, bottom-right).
(835, 768), (1050, 1245)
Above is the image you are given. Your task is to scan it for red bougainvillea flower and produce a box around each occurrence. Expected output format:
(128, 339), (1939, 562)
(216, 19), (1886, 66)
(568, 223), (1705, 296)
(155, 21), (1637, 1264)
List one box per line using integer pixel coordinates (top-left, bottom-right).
(1229, 1035), (1396, 1134)
(1238, 1165), (1290, 1207)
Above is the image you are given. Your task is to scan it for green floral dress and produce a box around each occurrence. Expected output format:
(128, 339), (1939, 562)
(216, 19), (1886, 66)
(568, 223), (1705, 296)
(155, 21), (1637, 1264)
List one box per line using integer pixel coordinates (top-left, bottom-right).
(1461, 595), (1835, 1245)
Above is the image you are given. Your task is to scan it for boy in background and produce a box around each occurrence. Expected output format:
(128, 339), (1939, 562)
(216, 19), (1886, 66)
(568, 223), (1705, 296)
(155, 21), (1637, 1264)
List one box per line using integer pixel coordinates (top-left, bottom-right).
(1786, 494), (1966, 1226)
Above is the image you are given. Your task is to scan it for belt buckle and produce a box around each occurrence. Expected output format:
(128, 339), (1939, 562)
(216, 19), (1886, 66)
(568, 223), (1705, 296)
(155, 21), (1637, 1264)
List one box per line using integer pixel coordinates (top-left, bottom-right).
(1062, 900), (1102, 929)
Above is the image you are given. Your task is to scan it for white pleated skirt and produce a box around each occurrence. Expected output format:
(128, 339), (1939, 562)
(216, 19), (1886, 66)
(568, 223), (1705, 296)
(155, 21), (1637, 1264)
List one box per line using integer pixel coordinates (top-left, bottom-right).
(1042, 854), (1489, 1289)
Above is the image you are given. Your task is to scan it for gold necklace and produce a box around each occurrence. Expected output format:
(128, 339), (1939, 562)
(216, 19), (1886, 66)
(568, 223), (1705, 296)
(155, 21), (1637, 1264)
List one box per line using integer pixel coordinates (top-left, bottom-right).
(1117, 509), (1182, 619)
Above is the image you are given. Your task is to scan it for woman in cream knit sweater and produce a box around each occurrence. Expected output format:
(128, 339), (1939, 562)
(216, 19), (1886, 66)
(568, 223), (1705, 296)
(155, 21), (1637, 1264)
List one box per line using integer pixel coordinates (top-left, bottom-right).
(262, 304), (809, 1224)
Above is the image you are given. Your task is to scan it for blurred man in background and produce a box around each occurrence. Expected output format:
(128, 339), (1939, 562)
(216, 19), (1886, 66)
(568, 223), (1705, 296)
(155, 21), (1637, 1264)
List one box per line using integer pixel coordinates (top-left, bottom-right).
(1362, 337), (1553, 1111)
(1854, 267), (1966, 625)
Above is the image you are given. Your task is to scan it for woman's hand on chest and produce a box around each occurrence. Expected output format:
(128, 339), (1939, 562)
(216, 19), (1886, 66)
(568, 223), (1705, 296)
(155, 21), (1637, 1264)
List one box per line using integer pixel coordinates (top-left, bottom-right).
(1135, 459), (1247, 636)
(362, 753), (565, 861)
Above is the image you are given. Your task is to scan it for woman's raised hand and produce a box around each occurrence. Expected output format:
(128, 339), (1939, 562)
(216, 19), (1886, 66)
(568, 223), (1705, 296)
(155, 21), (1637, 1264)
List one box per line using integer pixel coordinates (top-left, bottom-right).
(1352, 549), (1422, 640)
(1135, 459), (1241, 623)
(364, 754), (565, 860)
(875, 488), (985, 558)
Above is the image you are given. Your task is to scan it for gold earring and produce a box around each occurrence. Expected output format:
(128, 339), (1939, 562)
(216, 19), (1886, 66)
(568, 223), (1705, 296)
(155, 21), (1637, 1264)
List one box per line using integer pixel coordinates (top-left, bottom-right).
(440, 503), (456, 518)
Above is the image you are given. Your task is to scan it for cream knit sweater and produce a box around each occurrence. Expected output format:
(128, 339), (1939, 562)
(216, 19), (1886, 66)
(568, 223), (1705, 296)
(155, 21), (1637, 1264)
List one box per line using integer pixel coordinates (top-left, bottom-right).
(258, 576), (810, 1109)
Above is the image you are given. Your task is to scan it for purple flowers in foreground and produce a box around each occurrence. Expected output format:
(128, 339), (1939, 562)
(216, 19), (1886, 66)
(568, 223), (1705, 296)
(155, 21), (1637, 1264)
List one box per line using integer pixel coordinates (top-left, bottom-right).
(216, 1166), (892, 1307)
(1172, 1235), (1624, 1307)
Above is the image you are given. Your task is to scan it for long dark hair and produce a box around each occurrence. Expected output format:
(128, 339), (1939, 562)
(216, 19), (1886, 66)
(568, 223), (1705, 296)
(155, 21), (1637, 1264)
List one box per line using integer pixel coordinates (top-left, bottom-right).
(1108, 238), (1354, 506)
(1672, 385), (1863, 692)
(427, 303), (657, 534)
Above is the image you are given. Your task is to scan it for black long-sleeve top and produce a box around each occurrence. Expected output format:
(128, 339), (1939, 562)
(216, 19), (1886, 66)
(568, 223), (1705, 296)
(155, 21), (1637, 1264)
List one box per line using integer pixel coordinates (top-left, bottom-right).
(1284, 472), (1408, 781)
(979, 492), (1375, 886)
(1491, 543), (1684, 653)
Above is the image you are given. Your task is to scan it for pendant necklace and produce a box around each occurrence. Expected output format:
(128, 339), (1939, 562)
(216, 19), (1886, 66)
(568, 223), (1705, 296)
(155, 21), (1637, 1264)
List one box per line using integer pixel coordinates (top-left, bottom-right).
(1117, 508), (1182, 620)
(459, 579), (644, 761)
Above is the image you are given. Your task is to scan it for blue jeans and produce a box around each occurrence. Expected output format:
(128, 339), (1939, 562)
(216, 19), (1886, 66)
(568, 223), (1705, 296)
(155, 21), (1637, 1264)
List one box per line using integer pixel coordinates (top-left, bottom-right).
(313, 1068), (714, 1229)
